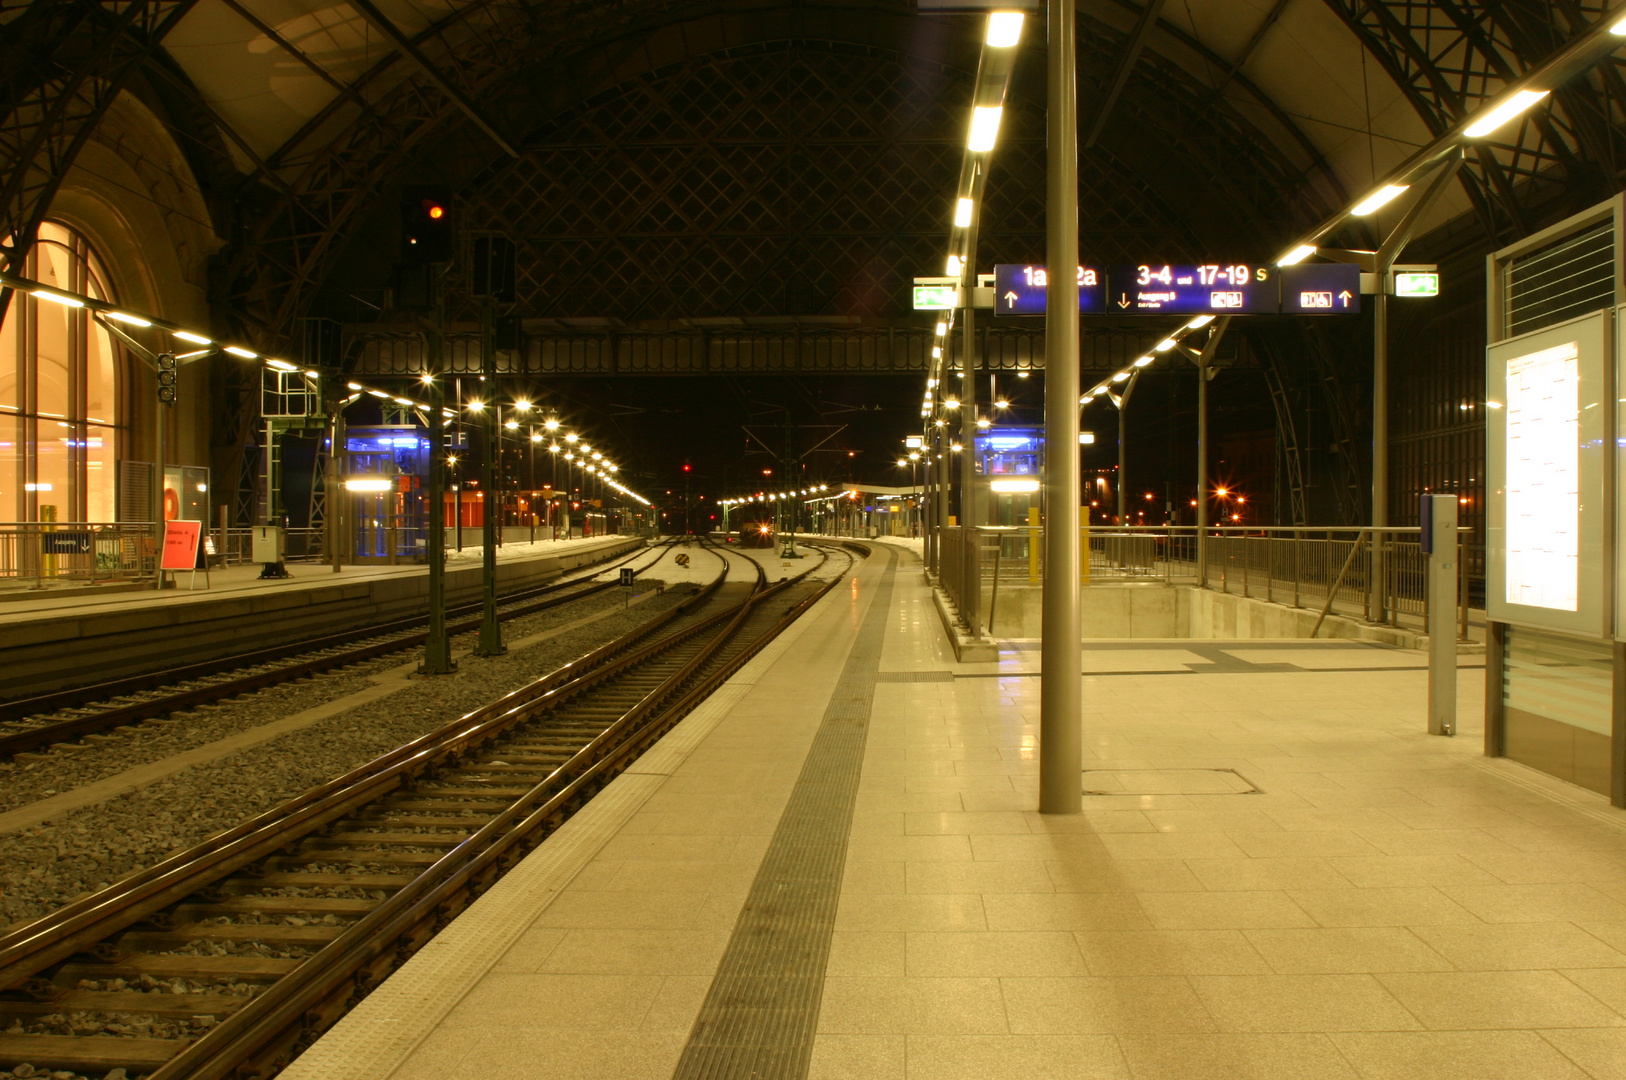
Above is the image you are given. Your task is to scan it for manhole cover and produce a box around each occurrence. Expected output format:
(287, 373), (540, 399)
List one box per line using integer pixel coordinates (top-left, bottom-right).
(1083, 768), (1262, 796)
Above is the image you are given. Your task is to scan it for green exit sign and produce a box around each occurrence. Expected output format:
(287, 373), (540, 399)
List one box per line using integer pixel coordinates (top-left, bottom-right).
(1394, 271), (1440, 297)
(913, 284), (959, 310)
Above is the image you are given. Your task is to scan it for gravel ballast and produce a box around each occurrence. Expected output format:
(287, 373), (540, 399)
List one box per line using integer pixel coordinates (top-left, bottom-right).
(0, 579), (697, 928)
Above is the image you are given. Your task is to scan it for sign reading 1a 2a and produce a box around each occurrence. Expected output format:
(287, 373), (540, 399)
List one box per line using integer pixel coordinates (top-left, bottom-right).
(994, 264), (1106, 315)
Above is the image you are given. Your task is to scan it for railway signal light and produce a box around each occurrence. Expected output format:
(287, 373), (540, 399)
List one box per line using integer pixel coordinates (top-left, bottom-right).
(156, 352), (177, 404)
(401, 186), (454, 264)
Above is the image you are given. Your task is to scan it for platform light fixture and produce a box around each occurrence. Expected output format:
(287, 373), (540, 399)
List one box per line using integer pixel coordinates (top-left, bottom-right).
(225, 346), (257, 359)
(946, 254), (963, 276)
(1185, 315), (1214, 330)
(967, 106), (1003, 152)
(31, 288), (83, 308)
(1134, 356), (1154, 367)
(265, 358), (297, 371)
(1277, 245), (1316, 267)
(344, 477), (394, 492)
(1351, 184), (1410, 215)
(104, 310), (151, 327)
(986, 10), (1024, 47)
(172, 330), (211, 345)
(954, 198), (974, 228)
(1464, 89), (1550, 137)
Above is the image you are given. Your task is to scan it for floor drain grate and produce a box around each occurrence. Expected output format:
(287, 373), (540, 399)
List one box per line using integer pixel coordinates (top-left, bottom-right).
(1083, 768), (1263, 796)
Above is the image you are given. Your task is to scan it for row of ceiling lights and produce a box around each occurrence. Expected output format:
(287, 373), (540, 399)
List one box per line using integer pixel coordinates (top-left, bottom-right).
(925, 8), (1626, 429)
(0, 268), (653, 506)
(720, 485), (832, 507)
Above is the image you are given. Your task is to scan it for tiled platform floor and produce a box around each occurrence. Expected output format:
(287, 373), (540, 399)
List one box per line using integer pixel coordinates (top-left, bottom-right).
(344, 545), (1626, 1080)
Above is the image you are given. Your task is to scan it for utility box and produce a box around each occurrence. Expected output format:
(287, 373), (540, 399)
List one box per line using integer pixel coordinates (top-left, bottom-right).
(252, 526), (284, 564)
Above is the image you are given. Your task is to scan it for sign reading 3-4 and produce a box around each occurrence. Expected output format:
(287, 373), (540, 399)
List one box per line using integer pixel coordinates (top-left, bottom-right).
(1109, 264), (1277, 314)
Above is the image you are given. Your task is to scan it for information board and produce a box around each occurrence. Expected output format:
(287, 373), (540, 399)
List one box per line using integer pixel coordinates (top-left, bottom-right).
(1280, 263), (1361, 314)
(1505, 340), (1580, 611)
(1486, 309), (1608, 637)
(1108, 263), (1277, 314)
(161, 519), (202, 571)
(992, 264), (1105, 315)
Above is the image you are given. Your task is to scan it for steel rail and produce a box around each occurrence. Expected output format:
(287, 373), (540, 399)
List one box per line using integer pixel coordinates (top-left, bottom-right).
(0, 543), (842, 1079)
(152, 545), (837, 1080)
(0, 544), (747, 991)
(0, 541), (665, 759)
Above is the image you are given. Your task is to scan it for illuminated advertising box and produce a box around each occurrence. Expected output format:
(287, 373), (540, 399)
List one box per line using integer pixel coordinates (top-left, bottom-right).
(1486, 309), (1609, 636)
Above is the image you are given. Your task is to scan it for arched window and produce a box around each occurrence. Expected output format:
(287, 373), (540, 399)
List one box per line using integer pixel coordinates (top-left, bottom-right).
(0, 223), (125, 522)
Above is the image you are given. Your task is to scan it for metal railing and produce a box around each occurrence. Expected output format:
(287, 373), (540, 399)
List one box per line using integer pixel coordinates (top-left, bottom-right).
(933, 524), (1476, 638)
(218, 526), (329, 565)
(0, 522), (157, 587)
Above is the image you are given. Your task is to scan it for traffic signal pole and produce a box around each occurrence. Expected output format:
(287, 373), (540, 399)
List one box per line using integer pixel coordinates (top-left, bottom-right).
(474, 298), (505, 656)
(420, 269), (454, 674)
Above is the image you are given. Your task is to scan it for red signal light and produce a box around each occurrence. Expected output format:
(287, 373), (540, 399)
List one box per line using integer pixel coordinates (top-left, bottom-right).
(427, 204), (445, 219)
(682, 464), (692, 473)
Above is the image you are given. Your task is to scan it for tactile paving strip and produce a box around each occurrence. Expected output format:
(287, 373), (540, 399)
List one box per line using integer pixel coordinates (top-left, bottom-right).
(672, 550), (897, 1080)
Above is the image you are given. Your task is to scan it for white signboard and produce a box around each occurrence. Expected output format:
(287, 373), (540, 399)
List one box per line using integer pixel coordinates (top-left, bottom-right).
(1485, 309), (1609, 637)
(1504, 340), (1580, 611)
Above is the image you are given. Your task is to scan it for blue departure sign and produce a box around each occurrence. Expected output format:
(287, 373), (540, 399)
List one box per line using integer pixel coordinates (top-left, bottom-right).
(993, 264), (1106, 315)
(1279, 263), (1361, 314)
(1108, 264), (1277, 314)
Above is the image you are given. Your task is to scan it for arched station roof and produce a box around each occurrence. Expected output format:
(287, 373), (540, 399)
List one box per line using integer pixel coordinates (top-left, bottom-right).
(4, 1), (1624, 342)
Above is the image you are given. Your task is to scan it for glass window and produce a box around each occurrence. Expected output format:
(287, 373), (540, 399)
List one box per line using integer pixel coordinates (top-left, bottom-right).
(0, 222), (127, 521)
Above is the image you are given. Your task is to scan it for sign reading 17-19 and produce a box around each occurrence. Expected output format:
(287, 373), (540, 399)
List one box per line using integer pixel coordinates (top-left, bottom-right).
(1111, 264), (1277, 314)
(994, 264), (1106, 314)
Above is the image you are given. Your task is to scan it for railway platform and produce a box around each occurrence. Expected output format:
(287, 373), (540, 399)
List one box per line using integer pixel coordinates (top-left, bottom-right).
(277, 540), (1626, 1080)
(0, 535), (642, 699)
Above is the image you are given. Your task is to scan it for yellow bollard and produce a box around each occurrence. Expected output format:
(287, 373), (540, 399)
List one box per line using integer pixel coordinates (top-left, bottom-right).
(1027, 501), (1040, 584)
(1080, 511), (1091, 586)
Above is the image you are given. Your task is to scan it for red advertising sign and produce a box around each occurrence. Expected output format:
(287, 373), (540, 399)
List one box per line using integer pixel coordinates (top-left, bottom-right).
(161, 519), (202, 571)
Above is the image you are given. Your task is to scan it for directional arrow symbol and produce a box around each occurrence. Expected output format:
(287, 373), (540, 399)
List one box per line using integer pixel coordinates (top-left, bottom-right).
(1117, 293), (1130, 310)
(1338, 290), (1353, 306)
(1003, 291), (1019, 308)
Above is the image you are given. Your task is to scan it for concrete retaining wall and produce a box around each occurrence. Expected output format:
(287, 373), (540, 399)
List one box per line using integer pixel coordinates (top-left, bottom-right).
(981, 580), (1431, 648)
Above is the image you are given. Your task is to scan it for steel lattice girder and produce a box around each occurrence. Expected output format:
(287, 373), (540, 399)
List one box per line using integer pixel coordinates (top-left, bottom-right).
(1321, 0), (1626, 240)
(0, 0), (198, 309)
(223, 6), (1339, 349)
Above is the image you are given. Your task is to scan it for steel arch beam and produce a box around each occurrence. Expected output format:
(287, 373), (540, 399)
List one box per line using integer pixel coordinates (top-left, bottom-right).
(1320, 0), (1626, 242)
(219, 2), (1341, 350)
(0, 0), (199, 292)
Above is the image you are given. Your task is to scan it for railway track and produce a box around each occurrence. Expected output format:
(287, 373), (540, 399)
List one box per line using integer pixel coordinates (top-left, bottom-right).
(0, 540), (669, 761)
(0, 540), (857, 1080)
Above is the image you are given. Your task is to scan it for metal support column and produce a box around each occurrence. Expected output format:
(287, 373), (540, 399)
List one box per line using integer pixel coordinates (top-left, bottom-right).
(960, 222), (982, 635)
(421, 275), (454, 674)
(1111, 371), (1138, 524)
(1368, 154), (1462, 619)
(474, 300), (505, 656)
(1040, 0), (1081, 815)
(1182, 318), (1229, 585)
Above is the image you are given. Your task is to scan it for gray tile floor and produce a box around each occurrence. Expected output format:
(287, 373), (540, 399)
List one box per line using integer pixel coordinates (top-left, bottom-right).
(387, 555), (1626, 1080)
